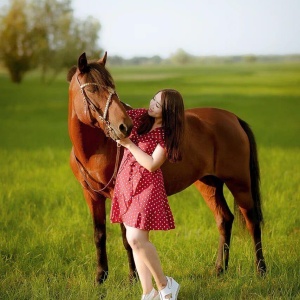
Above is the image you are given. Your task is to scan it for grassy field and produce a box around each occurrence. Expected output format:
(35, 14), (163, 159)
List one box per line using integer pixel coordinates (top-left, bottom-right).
(0, 61), (300, 299)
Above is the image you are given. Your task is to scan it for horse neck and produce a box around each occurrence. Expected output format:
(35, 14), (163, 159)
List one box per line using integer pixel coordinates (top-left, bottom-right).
(68, 102), (112, 164)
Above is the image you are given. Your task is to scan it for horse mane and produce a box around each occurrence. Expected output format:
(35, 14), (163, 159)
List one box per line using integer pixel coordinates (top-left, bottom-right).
(67, 66), (77, 82)
(87, 62), (115, 88)
(67, 60), (115, 89)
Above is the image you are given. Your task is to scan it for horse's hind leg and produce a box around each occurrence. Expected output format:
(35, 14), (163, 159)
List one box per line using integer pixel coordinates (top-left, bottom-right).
(194, 176), (234, 275)
(226, 180), (266, 275)
(83, 189), (108, 284)
(120, 223), (137, 282)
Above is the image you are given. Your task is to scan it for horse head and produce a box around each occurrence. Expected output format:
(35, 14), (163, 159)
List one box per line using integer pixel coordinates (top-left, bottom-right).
(67, 52), (133, 140)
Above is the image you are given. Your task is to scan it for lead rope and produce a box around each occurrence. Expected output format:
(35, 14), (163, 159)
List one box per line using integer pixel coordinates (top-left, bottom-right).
(73, 144), (121, 194)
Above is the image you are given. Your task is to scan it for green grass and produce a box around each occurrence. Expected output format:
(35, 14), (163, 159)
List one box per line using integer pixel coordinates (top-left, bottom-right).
(0, 62), (300, 299)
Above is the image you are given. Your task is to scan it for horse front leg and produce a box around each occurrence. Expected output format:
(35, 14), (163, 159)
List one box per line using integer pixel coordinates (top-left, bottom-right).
(120, 223), (137, 282)
(83, 189), (108, 284)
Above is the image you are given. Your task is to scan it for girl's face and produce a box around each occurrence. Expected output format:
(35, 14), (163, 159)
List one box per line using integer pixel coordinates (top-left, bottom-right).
(148, 92), (163, 119)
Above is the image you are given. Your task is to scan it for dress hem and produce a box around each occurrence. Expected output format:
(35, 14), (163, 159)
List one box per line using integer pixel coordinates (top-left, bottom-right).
(110, 220), (175, 231)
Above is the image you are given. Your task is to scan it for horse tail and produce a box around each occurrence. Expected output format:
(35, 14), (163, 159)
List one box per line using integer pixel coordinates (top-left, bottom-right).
(237, 118), (264, 224)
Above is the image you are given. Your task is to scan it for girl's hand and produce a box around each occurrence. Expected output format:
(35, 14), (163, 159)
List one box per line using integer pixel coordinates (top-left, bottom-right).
(116, 137), (132, 148)
(117, 137), (166, 172)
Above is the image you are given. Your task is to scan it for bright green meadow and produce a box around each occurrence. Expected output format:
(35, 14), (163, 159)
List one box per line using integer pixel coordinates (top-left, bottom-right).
(0, 62), (300, 299)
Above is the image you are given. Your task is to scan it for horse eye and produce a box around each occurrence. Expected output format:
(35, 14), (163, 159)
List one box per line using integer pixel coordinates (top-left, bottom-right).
(87, 86), (98, 93)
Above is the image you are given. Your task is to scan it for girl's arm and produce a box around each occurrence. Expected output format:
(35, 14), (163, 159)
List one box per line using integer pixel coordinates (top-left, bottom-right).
(116, 137), (166, 172)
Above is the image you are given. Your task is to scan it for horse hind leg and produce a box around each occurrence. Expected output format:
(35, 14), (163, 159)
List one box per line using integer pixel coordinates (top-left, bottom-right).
(226, 179), (266, 276)
(194, 176), (234, 275)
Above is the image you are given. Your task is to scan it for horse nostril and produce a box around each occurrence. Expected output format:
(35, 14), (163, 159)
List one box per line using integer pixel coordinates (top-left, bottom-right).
(119, 123), (127, 134)
(119, 122), (133, 136)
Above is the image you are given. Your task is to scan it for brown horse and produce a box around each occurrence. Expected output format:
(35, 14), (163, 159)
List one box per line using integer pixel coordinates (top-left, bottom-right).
(67, 52), (266, 283)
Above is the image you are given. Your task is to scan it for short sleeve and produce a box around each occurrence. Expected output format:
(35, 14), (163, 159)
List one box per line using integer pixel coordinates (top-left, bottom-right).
(127, 108), (148, 138)
(128, 108), (147, 122)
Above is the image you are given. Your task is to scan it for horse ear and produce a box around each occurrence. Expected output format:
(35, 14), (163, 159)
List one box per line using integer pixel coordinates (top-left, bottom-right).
(98, 51), (107, 66)
(78, 52), (89, 73)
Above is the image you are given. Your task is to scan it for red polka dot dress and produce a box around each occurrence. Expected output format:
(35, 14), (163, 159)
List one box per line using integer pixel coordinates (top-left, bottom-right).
(110, 109), (175, 231)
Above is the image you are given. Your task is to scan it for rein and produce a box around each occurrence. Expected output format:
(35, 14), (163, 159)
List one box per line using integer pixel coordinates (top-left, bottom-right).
(73, 146), (121, 194)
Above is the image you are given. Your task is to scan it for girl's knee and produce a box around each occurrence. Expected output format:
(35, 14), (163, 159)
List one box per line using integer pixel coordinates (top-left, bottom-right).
(127, 236), (141, 250)
(126, 227), (148, 250)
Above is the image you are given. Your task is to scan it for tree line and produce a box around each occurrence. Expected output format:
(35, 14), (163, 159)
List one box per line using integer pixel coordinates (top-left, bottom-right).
(108, 50), (300, 66)
(0, 0), (101, 83)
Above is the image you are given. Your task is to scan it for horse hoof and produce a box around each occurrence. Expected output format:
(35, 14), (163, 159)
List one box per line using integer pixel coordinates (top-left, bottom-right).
(128, 271), (139, 284)
(216, 266), (224, 276)
(256, 260), (267, 277)
(95, 270), (108, 284)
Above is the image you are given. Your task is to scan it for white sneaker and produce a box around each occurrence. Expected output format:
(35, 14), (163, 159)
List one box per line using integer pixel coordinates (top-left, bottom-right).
(159, 277), (180, 300)
(141, 288), (160, 300)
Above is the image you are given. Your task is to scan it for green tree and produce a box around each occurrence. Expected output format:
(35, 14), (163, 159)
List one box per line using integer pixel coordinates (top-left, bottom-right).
(53, 16), (101, 73)
(243, 55), (257, 63)
(0, 0), (38, 83)
(0, 0), (101, 83)
(170, 48), (192, 65)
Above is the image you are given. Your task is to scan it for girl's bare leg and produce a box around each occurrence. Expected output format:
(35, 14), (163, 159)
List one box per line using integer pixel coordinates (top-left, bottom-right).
(124, 225), (167, 293)
(133, 250), (153, 294)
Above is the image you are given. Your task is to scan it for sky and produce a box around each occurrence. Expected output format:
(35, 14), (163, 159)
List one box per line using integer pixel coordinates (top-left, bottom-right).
(71, 0), (300, 59)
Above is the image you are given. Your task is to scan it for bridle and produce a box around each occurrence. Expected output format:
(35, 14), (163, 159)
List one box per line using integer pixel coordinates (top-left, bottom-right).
(73, 73), (122, 194)
(76, 73), (120, 140)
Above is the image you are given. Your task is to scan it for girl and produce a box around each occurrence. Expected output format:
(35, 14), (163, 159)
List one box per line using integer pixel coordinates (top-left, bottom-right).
(110, 89), (185, 300)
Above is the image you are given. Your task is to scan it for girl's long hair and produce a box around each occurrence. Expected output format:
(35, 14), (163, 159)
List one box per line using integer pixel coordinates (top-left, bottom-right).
(137, 89), (185, 162)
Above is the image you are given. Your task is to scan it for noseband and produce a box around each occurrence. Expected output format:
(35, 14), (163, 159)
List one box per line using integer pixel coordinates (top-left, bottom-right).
(76, 74), (119, 140)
